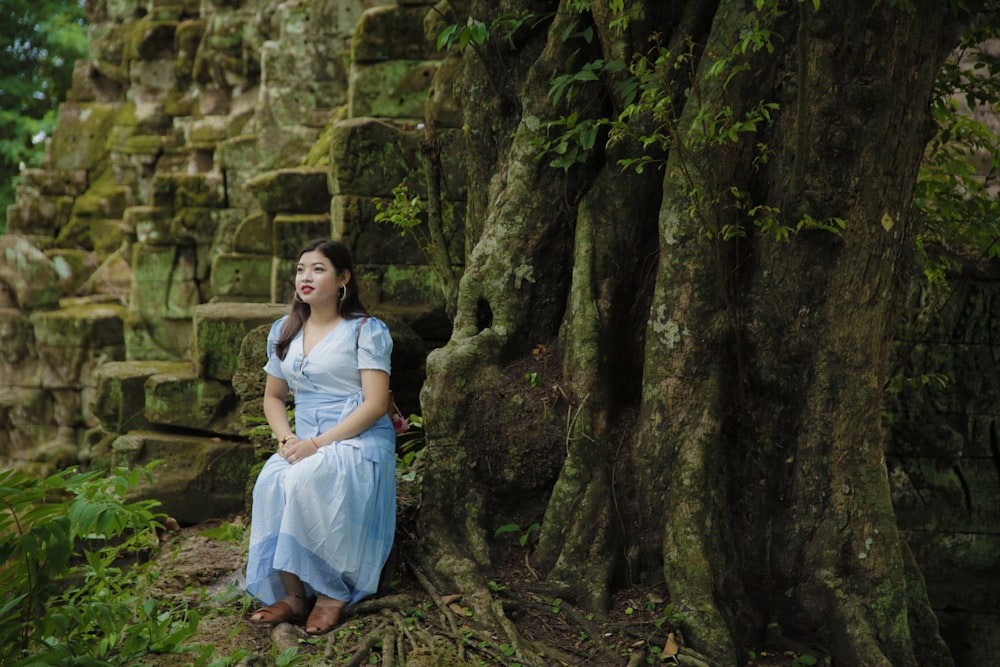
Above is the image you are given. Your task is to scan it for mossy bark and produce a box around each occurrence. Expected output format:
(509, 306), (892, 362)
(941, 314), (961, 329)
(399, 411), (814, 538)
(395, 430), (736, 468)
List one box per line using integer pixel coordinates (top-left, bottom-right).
(418, 0), (977, 665)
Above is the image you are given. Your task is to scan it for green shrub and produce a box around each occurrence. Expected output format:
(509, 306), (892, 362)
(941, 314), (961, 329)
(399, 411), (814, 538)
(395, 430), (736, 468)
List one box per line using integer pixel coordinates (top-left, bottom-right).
(0, 464), (201, 666)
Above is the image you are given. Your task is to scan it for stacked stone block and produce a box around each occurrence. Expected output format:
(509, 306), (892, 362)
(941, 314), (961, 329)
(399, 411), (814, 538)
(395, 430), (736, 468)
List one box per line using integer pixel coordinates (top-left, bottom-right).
(3, 0), (452, 521)
(885, 275), (1000, 664)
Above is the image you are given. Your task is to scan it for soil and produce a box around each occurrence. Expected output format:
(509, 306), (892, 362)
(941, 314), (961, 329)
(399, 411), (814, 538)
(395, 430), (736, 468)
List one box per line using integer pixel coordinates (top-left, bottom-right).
(146, 514), (801, 667)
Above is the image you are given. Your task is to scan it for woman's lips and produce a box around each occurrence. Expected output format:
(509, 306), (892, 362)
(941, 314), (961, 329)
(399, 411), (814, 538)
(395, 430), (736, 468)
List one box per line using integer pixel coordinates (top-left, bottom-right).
(300, 286), (314, 294)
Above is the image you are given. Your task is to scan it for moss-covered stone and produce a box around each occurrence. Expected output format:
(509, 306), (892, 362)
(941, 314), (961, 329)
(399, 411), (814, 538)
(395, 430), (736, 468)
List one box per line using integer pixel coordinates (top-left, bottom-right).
(0, 236), (63, 308)
(211, 253), (272, 299)
(111, 430), (256, 523)
(81, 426), (118, 471)
(92, 360), (189, 433)
(125, 19), (178, 62)
(152, 172), (227, 209)
(329, 118), (422, 197)
(3, 388), (57, 452)
(233, 212), (272, 254)
(352, 4), (443, 62)
(303, 112), (343, 168)
(129, 243), (200, 319)
(126, 206), (173, 245)
(174, 18), (203, 51)
(349, 60), (438, 119)
(0, 308), (35, 367)
(45, 248), (100, 295)
(145, 371), (241, 434)
(59, 168), (130, 251)
(426, 53), (462, 129)
(216, 134), (261, 172)
(246, 168), (330, 214)
(163, 89), (197, 116)
(30, 304), (126, 388)
(192, 302), (288, 381)
(356, 263), (446, 310)
(6, 193), (75, 237)
(231, 323), (270, 405)
(17, 169), (89, 197)
(49, 103), (118, 171)
(188, 116), (230, 149)
(271, 257), (296, 304)
(123, 134), (164, 155)
(123, 316), (192, 361)
(272, 214), (331, 259)
(333, 194), (466, 267)
(258, 40), (348, 124)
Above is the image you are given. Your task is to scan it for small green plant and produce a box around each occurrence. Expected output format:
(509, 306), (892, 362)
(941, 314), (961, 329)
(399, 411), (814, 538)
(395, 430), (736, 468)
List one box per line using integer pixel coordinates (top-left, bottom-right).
(885, 372), (949, 395)
(550, 597), (563, 614)
(396, 412), (425, 484)
(494, 522), (541, 547)
(198, 522), (245, 543)
(525, 371), (541, 388)
(786, 651), (818, 667)
(0, 463), (209, 666)
(274, 645), (305, 666)
(375, 179), (426, 238)
(653, 602), (686, 628)
(437, 11), (550, 52)
(375, 179), (459, 315)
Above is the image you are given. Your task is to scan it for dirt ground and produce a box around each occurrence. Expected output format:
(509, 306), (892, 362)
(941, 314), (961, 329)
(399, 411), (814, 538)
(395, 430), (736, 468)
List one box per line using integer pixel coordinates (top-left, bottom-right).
(146, 515), (803, 667)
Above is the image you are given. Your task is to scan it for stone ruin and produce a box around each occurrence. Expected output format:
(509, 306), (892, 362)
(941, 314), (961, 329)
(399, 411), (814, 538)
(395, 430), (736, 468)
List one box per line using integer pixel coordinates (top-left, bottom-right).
(1, 0), (459, 520)
(0, 0), (997, 662)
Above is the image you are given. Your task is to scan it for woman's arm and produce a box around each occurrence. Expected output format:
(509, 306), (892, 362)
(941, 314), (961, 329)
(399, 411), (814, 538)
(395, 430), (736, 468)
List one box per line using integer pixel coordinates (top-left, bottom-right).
(263, 374), (296, 444)
(312, 369), (391, 447)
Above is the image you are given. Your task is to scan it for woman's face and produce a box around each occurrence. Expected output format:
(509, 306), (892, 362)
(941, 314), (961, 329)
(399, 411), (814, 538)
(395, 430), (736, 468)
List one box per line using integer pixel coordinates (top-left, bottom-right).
(296, 250), (347, 306)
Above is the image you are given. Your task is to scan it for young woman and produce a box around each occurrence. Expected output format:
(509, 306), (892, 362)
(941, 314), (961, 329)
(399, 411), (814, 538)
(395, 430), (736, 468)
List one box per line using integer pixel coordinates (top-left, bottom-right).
(244, 239), (396, 635)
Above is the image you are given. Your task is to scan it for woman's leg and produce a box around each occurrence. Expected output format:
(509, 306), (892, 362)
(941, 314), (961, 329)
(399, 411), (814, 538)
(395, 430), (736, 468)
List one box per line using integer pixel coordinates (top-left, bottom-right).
(249, 571), (309, 623)
(305, 593), (346, 635)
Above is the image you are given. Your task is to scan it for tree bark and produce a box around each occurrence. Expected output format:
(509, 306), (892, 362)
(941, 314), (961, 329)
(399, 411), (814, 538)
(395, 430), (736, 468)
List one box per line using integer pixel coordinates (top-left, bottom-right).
(418, 0), (978, 664)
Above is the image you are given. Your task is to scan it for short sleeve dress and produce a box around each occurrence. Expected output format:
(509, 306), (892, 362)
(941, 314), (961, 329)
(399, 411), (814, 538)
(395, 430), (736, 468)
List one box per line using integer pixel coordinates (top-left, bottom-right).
(244, 314), (396, 606)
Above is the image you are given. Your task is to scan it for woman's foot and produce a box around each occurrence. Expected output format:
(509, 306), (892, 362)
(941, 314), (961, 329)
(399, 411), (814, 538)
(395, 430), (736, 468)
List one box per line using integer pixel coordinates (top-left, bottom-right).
(305, 595), (345, 635)
(249, 594), (308, 625)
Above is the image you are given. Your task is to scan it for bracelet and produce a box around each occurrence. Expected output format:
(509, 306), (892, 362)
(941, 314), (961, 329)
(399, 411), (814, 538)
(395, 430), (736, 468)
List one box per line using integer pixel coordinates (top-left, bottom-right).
(309, 437), (320, 451)
(279, 434), (294, 445)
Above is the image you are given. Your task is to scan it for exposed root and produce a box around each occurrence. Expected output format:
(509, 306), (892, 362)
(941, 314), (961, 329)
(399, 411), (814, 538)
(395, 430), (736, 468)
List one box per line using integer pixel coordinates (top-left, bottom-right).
(236, 557), (693, 666)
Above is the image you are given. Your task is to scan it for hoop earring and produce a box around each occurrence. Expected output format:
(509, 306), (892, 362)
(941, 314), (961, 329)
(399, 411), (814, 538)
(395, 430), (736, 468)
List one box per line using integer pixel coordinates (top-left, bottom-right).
(338, 285), (347, 303)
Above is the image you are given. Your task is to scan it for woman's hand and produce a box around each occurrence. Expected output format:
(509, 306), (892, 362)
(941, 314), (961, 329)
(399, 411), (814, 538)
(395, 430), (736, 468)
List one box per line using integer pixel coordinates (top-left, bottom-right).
(280, 437), (320, 465)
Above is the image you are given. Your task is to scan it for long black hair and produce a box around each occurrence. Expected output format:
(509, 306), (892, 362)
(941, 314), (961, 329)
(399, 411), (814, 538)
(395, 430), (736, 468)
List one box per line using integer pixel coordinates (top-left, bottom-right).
(274, 239), (368, 360)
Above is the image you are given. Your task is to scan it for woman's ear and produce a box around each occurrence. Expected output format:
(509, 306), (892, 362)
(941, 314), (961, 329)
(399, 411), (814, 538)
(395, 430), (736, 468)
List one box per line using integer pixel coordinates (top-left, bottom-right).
(340, 269), (351, 287)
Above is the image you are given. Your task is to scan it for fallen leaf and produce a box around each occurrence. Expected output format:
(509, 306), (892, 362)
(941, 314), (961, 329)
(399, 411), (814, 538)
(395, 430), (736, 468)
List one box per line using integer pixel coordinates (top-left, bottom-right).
(665, 633), (679, 657)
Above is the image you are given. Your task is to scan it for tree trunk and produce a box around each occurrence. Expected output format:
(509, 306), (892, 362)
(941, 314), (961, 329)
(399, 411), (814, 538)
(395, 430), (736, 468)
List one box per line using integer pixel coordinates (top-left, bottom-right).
(418, 1), (977, 664)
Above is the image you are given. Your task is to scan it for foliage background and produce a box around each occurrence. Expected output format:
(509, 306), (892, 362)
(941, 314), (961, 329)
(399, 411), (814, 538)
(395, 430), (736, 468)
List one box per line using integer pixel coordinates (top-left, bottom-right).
(0, 0), (88, 232)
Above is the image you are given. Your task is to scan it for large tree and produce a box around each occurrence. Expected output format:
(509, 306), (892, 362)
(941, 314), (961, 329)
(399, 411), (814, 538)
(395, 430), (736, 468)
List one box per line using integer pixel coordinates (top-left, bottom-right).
(415, 1), (995, 665)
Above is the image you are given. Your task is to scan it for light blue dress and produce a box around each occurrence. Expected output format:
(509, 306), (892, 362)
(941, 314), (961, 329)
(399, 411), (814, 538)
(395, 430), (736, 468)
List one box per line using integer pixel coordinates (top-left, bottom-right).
(245, 315), (396, 606)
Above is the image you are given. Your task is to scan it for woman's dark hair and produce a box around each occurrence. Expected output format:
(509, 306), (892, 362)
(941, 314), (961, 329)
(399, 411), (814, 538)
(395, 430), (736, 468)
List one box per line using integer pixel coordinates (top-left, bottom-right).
(274, 239), (368, 360)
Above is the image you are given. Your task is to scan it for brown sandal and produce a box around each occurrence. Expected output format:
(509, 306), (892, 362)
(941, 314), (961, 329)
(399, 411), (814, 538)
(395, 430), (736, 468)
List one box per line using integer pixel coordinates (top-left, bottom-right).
(305, 599), (345, 635)
(250, 599), (307, 625)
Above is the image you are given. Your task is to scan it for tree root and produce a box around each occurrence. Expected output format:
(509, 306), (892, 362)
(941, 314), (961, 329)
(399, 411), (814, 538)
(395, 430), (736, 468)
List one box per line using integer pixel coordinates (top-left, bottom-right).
(247, 562), (689, 666)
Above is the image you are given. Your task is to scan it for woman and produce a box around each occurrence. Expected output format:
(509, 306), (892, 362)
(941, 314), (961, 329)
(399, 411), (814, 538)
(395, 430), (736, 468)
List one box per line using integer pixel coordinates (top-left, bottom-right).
(244, 238), (396, 635)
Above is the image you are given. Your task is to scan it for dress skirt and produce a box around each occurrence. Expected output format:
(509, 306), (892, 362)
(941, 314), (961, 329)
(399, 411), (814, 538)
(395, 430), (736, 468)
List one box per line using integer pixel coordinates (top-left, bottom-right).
(245, 390), (396, 605)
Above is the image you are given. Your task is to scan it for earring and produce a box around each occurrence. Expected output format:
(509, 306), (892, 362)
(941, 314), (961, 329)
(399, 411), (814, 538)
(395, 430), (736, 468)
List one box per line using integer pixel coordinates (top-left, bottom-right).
(338, 285), (347, 303)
